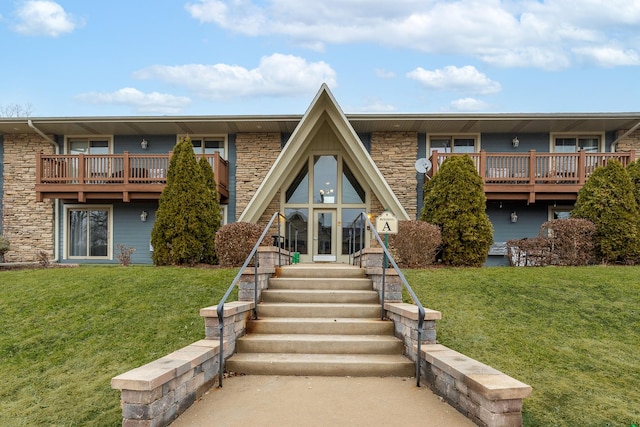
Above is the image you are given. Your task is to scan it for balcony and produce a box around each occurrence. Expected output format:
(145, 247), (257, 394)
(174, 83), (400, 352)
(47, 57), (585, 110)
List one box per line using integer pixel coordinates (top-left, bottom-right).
(429, 150), (636, 203)
(36, 152), (229, 203)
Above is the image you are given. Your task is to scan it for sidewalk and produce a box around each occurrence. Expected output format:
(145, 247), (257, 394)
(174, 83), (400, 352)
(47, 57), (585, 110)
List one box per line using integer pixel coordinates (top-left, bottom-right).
(171, 375), (475, 427)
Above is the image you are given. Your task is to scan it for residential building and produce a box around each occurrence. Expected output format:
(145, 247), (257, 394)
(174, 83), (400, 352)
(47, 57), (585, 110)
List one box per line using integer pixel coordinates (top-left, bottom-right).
(1, 85), (638, 266)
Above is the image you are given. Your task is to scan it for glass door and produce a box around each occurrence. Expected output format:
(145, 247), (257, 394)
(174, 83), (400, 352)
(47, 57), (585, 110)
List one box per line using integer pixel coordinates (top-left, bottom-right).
(314, 209), (336, 262)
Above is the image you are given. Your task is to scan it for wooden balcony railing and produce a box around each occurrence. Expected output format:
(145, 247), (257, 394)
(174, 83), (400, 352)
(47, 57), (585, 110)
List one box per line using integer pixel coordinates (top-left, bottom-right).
(36, 151), (229, 203)
(429, 150), (636, 202)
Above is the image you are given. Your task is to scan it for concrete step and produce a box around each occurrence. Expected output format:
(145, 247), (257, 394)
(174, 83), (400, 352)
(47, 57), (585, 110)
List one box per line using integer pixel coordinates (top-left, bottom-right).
(226, 353), (415, 377)
(258, 303), (381, 319)
(268, 277), (373, 291)
(277, 264), (365, 279)
(247, 318), (394, 335)
(261, 289), (378, 304)
(236, 334), (403, 354)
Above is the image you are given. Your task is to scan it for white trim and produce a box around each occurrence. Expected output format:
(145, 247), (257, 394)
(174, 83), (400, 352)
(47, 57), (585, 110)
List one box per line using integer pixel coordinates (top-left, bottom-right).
(63, 204), (114, 260)
(178, 134), (228, 159)
(547, 204), (574, 221)
(427, 133), (481, 154)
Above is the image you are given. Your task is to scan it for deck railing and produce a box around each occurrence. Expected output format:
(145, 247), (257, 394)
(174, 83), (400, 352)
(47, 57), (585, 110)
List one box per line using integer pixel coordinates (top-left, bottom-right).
(36, 151), (229, 197)
(429, 150), (635, 185)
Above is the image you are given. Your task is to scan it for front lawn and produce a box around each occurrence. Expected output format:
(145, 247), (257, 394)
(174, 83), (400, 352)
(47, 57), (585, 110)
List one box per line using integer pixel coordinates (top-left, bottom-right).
(0, 266), (237, 426)
(404, 266), (640, 427)
(0, 265), (638, 426)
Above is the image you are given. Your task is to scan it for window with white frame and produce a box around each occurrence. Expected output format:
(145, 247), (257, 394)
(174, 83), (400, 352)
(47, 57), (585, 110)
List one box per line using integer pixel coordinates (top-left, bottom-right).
(552, 134), (602, 153)
(429, 135), (477, 156)
(186, 136), (227, 159)
(66, 137), (112, 154)
(65, 205), (112, 259)
(549, 205), (573, 221)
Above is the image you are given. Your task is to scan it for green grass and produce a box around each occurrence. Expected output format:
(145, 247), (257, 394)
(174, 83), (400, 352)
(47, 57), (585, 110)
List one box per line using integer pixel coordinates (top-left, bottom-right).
(0, 266), (237, 427)
(1, 265), (638, 426)
(404, 267), (640, 427)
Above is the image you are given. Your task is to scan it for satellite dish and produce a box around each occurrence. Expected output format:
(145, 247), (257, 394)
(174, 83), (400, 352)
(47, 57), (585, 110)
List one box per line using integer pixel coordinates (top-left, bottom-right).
(414, 158), (432, 174)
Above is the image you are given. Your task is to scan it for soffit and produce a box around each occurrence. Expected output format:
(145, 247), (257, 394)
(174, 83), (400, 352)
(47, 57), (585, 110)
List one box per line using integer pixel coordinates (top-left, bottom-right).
(2, 114), (639, 137)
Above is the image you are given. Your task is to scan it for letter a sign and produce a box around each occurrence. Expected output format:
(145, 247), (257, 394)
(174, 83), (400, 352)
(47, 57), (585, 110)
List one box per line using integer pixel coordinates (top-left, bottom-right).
(376, 211), (398, 235)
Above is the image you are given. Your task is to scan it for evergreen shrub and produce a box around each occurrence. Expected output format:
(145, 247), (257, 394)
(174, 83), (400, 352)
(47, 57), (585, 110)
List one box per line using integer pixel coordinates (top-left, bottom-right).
(215, 222), (267, 267)
(388, 220), (441, 268)
(420, 155), (493, 266)
(627, 158), (640, 207)
(198, 157), (222, 264)
(571, 160), (640, 264)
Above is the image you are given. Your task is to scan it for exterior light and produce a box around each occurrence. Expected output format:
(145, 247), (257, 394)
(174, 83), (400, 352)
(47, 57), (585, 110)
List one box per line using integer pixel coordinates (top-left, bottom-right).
(512, 137), (519, 148)
(510, 211), (518, 223)
(140, 211), (148, 222)
(141, 139), (149, 150)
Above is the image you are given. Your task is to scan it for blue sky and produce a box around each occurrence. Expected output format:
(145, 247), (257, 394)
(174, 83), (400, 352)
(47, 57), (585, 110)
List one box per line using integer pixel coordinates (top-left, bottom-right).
(1, 0), (640, 117)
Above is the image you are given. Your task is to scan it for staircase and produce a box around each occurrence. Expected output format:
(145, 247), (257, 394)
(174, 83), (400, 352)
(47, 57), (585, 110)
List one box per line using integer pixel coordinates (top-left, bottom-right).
(225, 264), (414, 377)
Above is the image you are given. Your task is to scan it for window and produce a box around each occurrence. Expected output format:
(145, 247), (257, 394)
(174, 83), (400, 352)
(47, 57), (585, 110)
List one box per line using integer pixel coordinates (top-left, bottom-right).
(429, 135), (477, 156)
(67, 137), (111, 155)
(187, 136), (226, 159)
(552, 135), (602, 153)
(65, 205), (112, 259)
(549, 205), (573, 221)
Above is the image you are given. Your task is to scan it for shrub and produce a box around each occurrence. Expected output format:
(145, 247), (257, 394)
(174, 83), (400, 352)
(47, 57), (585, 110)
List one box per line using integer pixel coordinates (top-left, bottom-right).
(540, 218), (596, 266)
(0, 236), (9, 262)
(572, 160), (640, 264)
(388, 220), (442, 268)
(36, 250), (51, 268)
(507, 237), (552, 266)
(151, 137), (219, 266)
(215, 222), (267, 267)
(627, 158), (640, 208)
(116, 244), (136, 266)
(198, 157), (222, 264)
(420, 155), (493, 266)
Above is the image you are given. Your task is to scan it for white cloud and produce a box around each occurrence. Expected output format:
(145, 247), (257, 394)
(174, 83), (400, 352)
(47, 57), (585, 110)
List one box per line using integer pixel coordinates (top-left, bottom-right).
(449, 97), (491, 112)
(407, 65), (501, 95)
(184, 0), (640, 70)
(13, 0), (81, 37)
(573, 46), (640, 67)
(349, 98), (397, 113)
(375, 69), (396, 79)
(133, 53), (337, 99)
(76, 88), (191, 114)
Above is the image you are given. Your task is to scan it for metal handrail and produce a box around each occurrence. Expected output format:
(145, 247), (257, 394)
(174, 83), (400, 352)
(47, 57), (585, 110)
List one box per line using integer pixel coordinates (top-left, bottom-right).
(348, 211), (427, 387)
(215, 212), (291, 387)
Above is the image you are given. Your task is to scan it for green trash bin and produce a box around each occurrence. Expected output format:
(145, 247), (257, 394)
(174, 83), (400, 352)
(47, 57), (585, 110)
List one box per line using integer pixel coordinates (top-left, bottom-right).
(292, 252), (300, 264)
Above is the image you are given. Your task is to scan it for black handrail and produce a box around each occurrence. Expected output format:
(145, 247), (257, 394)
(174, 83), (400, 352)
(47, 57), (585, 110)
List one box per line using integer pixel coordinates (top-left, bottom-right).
(348, 211), (426, 387)
(216, 212), (291, 387)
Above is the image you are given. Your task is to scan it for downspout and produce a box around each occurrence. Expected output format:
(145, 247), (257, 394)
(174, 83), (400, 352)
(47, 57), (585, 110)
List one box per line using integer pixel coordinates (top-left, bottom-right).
(28, 120), (60, 262)
(610, 120), (640, 152)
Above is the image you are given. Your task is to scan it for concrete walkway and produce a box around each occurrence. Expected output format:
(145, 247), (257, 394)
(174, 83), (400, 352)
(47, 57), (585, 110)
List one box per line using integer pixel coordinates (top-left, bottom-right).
(171, 375), (475, 427)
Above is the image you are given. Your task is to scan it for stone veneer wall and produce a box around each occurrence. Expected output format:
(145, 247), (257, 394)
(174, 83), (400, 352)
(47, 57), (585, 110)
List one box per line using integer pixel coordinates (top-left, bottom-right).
(2, 134), (54, 262)
(234, 133), (282, 221)
(370, 132), (418, 219)
(616, 128), (640, 157)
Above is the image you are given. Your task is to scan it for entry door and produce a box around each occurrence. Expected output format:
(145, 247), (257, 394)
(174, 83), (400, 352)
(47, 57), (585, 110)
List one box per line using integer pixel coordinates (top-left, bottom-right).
(314, 210), (336, 262)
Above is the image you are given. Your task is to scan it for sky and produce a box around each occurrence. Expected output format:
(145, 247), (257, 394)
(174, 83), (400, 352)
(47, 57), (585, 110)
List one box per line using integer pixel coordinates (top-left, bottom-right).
(1, 0), (640, 117)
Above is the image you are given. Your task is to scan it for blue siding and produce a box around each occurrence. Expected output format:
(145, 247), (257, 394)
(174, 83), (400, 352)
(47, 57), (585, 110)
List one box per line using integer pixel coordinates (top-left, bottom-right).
(114, 135), (176, 154)
(112, 203), (157, 264)
(0, 135), (3, 233)
(481, 133), (550, 153)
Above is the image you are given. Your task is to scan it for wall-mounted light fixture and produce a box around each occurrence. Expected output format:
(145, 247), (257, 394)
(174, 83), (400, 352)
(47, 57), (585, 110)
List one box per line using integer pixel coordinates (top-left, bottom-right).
(510, 211), (518, 223)
(140, 211), (148, 222)
(141, 139), (149, 150)
(512, 137), (520, 148)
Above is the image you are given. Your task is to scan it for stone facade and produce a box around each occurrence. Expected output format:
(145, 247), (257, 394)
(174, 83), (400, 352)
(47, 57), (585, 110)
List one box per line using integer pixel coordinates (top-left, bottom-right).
(615, 128), (640, 158)
(235, 133), (282, 220)
(2, 134), (54, 262)
(370, 132), (418, 219)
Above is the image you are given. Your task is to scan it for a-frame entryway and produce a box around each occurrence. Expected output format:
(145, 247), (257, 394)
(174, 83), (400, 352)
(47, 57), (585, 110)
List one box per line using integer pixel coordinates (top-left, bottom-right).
(239, 84), (409, 263)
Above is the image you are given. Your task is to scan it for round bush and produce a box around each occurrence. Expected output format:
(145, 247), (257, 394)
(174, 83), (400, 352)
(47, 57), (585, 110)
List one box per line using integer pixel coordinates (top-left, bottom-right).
(388, 221), (442, 268)
(215, 222), (267, 267)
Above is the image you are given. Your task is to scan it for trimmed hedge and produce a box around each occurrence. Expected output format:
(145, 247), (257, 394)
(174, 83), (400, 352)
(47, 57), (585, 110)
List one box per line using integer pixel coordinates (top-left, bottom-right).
(215, 222), (268, 267)
(389, 220), (442, 268)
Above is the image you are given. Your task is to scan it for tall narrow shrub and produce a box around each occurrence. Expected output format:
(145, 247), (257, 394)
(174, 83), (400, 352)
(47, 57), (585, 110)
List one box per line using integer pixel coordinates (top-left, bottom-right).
(627, 158), (640, 208)
(572, 160), (640, 264)
(420, 155), (493, 266)
(151, 137), (217, 265)
(199, 156), (222, 264)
